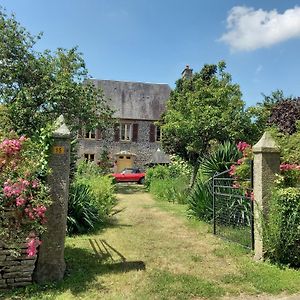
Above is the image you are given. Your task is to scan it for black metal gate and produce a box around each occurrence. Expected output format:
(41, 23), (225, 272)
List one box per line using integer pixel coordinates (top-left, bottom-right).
(212, 164), (254, 250)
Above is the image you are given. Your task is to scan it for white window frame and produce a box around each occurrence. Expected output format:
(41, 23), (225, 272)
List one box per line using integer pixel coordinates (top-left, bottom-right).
(84, 153), (95, 162)
(84, 128), (96, 139)
(120, 123), (132, 141)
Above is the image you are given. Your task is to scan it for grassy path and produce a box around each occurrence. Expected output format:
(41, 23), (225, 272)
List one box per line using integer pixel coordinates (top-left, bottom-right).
(3, 184), (300, 300)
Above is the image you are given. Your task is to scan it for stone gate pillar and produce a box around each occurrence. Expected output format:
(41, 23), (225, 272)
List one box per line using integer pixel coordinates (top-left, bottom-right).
(253, 131), (280, 261)
(34, 116), (71, 283)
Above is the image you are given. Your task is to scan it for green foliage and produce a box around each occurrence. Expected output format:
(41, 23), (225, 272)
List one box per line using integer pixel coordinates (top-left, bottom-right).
(270, 126), (300, 164)
(149, 176), (190, 204)
(200, 141), (240, 178)
(247, 90), (285, 137)
(146, 164), (190, 204)
(76, 159), (102, 177)
(265, 187), (300, 267)
(0, 8), (113, 135)
(162, 61), (254, 177)
(67, 161), (117, 234)
(67, 182), (99, 234)
(77, 175), (116, 220)
(188, 178), (212, 221)
(188, 141), (241, 221)
(168, 155), (192, 178)
(145, 165), (171, 188)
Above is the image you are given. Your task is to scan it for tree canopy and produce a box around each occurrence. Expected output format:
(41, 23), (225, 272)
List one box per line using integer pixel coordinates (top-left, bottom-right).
(0, 8), (112, 135)
(162, 62), (255, 172)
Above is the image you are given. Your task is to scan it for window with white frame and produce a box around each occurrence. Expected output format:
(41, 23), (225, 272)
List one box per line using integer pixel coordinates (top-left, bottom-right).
(84, 128), (96, 139)
(84, 153), (95, 162)
(120, 123), (132, 141)
(156, 125), (162, 142)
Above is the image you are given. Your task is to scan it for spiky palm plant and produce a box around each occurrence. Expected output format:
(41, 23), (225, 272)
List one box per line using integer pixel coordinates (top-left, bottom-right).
(67, 182), (99, 234)
(188, 141), (241, 221)
(200, 141), (241, 178)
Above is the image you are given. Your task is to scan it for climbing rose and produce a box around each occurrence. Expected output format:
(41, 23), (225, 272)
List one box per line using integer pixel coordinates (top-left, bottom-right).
(26, 237), (42, 257)
(237, 141), (251, 153)
(229, 164), (236, 176)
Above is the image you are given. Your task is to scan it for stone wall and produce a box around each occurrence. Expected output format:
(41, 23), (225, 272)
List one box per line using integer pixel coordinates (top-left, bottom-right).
(0, 242), (36, 289)
(78, 120), (162, 169)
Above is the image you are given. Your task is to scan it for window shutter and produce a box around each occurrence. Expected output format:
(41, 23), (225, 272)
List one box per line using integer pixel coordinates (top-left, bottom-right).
(132, 123), (138, 142)
(114, 124), (120, 142)
(149, 124), (155, 142)
(95, 128), (101, 140)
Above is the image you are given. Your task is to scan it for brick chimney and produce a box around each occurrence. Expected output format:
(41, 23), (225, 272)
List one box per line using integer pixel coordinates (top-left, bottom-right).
(181, 65), (193, 80)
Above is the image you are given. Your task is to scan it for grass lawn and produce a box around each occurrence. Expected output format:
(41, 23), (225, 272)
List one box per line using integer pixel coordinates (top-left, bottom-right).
(2, 184), (300, 300)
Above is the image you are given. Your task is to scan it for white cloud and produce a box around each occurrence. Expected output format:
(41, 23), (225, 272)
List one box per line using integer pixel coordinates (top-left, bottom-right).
(220, 6), (300, 51)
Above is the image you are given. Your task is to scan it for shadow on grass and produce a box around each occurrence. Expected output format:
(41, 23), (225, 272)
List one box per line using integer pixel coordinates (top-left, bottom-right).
(1, 245), (145, 299)
(115, 183), (146, 195)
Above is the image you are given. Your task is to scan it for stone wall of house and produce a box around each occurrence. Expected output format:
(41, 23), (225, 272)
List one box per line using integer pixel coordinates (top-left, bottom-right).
(0, 242), (36, 289)
(78, 120), (162, 169)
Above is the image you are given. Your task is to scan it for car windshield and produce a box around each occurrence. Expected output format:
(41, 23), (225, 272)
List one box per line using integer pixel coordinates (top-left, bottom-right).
(121, 168), (140, 174)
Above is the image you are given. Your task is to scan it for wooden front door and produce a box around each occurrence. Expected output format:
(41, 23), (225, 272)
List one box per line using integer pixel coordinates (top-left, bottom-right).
(117, 155), (133, 173)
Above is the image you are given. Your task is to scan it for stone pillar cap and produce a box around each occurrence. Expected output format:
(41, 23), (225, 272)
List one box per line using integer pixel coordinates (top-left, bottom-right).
(53, 115), (71, 138)
(253, 131), (280, 153)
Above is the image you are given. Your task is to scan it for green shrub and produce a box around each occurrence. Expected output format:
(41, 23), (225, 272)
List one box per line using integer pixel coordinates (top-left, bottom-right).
(150, 176), (190, 204)
(265, 187), (300, 267)
(168, 155), (192, 178)
(67, 182), (99, 234)
(76, 160), (101, 177)
(77, 175), (116, 221)
(188, 141), (240, 221)
(67, 161), (117, 235)
(200, 141), (240, 178)
(145, 165), (171, 188)
(188, 178), (212, 221)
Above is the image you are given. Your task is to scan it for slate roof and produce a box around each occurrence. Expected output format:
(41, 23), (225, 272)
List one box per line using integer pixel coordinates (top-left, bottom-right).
(90, 79), (171, 120)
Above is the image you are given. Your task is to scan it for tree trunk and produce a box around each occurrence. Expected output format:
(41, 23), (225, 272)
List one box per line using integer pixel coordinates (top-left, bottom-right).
(190, 160), (200, 188)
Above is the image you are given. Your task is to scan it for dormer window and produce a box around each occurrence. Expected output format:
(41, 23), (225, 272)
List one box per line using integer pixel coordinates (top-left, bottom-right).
(85, 129), (95, 139)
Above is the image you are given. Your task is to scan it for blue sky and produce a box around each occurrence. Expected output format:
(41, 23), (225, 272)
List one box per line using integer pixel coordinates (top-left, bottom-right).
(1, 0), (300, 106)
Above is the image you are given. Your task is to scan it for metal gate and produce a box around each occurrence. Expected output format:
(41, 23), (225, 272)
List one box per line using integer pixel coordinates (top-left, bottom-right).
(212, 164), (254, 250)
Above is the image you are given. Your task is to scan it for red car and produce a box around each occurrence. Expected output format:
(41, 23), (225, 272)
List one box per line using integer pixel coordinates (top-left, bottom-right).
(112, 168), (145, 184)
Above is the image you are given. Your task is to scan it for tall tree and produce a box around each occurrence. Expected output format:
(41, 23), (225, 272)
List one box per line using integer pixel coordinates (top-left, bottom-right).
(247, 90), (286, 136)
(162, 61), (254, 184)
(0, 8), (112, 135)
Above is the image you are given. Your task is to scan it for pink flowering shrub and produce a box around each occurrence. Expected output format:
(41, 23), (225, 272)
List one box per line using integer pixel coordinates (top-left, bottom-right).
(0, 132), (51, 257)
(230, 140), (300, 194)
(275, 163), (300, 188)
(229, 142), (253, 200)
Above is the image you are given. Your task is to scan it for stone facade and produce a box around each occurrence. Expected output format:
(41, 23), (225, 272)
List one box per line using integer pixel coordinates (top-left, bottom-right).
(0, 241), (36, 290)
(78, 80), (171, 170)
(78, 120), (164, 169)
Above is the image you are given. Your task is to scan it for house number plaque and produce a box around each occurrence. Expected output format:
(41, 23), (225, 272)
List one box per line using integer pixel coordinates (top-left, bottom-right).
(53, 146), (65, 154)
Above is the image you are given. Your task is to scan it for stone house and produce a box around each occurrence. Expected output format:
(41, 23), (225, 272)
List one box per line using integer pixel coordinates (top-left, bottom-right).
(77, 79), (171, 172)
